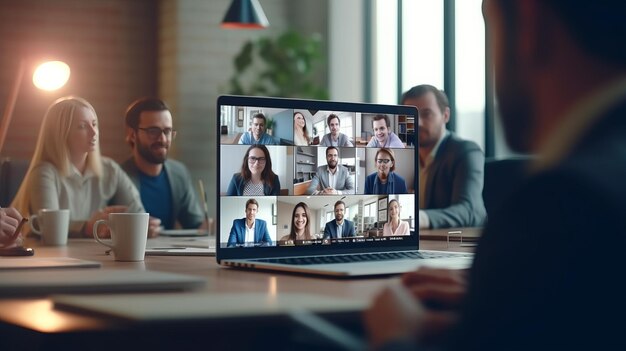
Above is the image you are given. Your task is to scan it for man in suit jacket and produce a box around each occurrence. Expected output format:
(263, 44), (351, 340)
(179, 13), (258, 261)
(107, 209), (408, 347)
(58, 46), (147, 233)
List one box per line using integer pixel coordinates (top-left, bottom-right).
(319, 113), (353, 147)
(323, 201), (356, 239)
(403, 85), (486, 229)
(307, 147), (355, 195)
(366, 1), (626, 350)
(227, 199), (272, 247)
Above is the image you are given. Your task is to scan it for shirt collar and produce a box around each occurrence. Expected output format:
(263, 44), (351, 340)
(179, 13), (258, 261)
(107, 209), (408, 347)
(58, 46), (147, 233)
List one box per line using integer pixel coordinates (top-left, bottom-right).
(533, 75), (626, 173)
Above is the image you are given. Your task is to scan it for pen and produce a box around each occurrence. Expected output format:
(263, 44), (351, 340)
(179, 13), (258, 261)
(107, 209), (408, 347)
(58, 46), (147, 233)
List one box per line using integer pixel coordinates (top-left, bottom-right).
(10, 217), (28, 242)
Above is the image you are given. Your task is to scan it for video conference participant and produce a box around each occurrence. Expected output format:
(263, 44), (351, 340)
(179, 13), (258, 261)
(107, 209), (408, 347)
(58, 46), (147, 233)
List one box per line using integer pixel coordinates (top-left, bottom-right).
(227, 145), (281, 196)
(320, 113), (353, 147)
(367, 114), (405, 148)
(121, 97), (205, 230)
(383, 199), (410, 236)
(12, 96), (156, 238)
(323, 200), (356, 239)
(227, 198), (272, 247)
(279, 202), (314, 244)
(293, 111), (311, 146)
(364, 148), (408, 194)
(403, 84), (486, 229)
(307, 147), (355, 195)
(238, 113), (277, 145)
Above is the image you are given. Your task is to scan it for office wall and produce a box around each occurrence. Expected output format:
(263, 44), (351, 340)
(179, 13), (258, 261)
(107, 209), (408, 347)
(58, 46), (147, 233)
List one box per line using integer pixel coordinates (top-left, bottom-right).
(0, 0), (158, 162)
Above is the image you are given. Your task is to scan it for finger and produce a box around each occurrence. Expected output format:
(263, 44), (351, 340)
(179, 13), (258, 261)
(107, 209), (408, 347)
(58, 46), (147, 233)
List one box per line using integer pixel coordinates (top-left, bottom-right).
(3, 207), (23, 222)
(149, 217), (161, 226)
(407, 284), (465, 309)
(402, 267), (466, 287)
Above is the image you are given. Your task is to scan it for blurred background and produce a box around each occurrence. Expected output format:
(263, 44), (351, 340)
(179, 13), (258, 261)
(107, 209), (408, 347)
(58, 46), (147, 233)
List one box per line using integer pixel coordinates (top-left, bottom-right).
(0, 0), (500, 218)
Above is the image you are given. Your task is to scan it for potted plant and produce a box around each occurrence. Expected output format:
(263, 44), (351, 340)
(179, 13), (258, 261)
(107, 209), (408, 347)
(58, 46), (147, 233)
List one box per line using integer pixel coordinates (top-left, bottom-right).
(227, 30), (329, 100)
(265, 117), (275, 136)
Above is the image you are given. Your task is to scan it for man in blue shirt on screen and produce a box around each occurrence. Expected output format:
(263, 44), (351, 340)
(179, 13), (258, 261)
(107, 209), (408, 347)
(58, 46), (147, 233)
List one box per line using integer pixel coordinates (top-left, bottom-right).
(238, 113), (277, 145)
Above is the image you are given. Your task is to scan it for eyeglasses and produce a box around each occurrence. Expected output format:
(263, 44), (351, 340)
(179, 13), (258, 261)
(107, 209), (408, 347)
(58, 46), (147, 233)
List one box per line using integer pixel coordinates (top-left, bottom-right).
(137, 127), (176, 139)
(376, 159), (392, 164)
(248, 156), (267, 164)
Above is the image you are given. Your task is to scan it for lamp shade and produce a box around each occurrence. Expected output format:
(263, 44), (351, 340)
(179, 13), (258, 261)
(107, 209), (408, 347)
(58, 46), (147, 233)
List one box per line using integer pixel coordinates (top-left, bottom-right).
(221, 0), (269, 29)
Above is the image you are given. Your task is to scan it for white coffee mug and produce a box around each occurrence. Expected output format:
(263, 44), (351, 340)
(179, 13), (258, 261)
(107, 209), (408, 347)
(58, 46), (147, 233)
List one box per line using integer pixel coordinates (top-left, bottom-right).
(30, 209), (70, 246)
(93, 213), (149, 261)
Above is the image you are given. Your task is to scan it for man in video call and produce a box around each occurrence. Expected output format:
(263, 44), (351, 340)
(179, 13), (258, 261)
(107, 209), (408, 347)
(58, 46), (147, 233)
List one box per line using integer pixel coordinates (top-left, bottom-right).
(323, 201), (356, 239)
(238, 113), (277, 145)
(320, 113), (353, 147)
(307, 146), (355, 195)
(227, 199), (272, 247)
(403, 84), (486, 229)
(122, 97), (206, 230)
(367, 114), (405, 148)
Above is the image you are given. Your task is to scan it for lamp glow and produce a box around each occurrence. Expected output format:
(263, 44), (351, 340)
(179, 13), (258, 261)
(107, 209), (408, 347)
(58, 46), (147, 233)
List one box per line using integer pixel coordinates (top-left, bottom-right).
(32, 61), (70, 91)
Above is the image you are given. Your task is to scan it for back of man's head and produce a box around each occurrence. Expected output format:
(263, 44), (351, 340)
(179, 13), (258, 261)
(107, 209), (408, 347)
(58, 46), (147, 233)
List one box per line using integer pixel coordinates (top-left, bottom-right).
(497, 0), (626, 67)
(401, 85), (449, 113)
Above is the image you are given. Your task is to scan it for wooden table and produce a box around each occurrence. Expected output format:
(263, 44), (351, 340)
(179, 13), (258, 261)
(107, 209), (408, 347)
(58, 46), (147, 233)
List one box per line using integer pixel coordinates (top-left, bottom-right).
(0, 231), (479, 350)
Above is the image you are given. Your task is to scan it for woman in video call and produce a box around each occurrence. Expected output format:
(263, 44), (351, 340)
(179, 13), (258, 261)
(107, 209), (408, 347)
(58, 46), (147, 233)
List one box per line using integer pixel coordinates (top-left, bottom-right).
(383, 199), (410, 236)
(280, 202), (313, 243)
(12, 96), (150, 238)
(293, 112), (311, 146)
(227, 144), (281, 196)
(364, 148), (407, 195)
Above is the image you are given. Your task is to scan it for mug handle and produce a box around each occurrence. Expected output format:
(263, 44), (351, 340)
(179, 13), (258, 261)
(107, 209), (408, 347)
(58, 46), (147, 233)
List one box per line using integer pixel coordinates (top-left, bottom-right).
(30, 214), (42, 235)
(93, 219), (113, 250)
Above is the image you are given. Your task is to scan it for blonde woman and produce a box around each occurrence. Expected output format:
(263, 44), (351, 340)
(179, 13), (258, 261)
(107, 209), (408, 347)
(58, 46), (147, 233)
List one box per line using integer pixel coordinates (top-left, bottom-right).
(382, 199), (410, 236)
(12, 96), (159, 238)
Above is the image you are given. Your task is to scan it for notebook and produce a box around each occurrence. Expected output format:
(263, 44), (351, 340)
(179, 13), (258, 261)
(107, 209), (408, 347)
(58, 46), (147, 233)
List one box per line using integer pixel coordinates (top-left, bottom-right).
(0, 269), (207, 297)
(216, 95), (474, 277)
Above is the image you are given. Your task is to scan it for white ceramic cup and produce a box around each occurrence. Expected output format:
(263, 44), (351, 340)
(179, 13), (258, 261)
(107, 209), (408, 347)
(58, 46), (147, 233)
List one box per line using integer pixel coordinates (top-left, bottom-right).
(93, 213), (149, 261)
(30, 209), (70, 246)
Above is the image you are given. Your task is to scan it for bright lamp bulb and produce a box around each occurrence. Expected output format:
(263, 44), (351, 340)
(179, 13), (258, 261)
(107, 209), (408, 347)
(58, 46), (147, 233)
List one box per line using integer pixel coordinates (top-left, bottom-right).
(32, 61), (70, 91)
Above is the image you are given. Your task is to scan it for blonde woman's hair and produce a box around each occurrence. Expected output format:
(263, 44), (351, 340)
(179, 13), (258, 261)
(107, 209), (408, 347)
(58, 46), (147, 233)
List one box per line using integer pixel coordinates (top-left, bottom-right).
(12, 96), (102, 216)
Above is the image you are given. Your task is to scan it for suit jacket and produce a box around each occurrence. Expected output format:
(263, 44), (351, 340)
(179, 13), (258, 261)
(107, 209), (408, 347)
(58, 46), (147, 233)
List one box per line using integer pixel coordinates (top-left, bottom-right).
(307, 165), (355, 194)
(422, 132), (487, 228)
(121, 158), (204, 229)
(319, 133), (353, 147)
(323, 219), (356, 239)
(444, 100), (626, 351)
(227, 218), (272, 247)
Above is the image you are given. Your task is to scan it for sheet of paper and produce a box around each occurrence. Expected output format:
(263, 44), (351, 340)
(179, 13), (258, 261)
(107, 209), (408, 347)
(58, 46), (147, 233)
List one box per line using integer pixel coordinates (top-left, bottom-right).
(53, 293), (366, 322)
(0, 257), (101, 270)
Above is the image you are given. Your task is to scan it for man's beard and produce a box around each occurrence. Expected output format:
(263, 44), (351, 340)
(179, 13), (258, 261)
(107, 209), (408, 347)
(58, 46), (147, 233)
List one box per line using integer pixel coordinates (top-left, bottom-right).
(335, 214), (343, 222)
(328, 160), (337, 169)
(137, 141), (168, 164)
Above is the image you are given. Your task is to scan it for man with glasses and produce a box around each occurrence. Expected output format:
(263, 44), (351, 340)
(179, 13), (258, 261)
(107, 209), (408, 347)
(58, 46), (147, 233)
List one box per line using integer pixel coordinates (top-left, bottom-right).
(403, 84), (486, 229)
(122, 97), (205, 230)
(238, 113), (277, 145)
(307, 147), (355, 195)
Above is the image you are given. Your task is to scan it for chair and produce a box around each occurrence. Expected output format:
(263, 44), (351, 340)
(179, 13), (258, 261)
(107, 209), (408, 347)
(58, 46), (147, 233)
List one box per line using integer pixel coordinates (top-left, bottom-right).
(0, 158), (29, 207)
(482, 156), (534, 218)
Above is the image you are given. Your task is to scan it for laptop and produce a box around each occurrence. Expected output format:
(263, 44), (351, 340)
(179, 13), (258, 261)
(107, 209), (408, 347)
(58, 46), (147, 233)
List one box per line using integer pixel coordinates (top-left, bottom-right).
(216, 95), (474, 277)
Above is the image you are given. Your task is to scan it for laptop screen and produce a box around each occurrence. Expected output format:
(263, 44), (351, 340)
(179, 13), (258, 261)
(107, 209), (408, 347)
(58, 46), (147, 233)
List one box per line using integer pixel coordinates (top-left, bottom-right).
(216, 95), (418, 261)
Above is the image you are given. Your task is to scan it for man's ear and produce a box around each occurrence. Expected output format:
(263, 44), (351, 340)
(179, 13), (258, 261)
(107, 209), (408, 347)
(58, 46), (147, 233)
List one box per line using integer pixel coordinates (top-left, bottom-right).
(126, 127), (136, 147)
(443, 107), (451, 124)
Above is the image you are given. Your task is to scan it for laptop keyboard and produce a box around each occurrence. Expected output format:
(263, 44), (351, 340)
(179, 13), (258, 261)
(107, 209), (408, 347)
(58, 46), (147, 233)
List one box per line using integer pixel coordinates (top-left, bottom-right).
(252, 251), (467, 265)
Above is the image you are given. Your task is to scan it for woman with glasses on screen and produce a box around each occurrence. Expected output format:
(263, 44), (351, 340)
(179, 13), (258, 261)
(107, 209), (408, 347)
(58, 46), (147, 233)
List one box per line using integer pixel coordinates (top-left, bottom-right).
(12, 96), (151, 238)
(227, 145), (281, 196)
(293, 112), (311, 146)
(364, 148), (407, 194)
(383, 199), (410, 236)
(279, 202), (313, 245)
